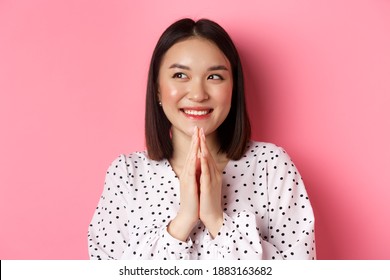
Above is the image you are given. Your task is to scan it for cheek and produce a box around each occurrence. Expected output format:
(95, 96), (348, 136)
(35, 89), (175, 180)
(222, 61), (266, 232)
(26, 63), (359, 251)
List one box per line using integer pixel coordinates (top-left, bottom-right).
(213, 84), (233, 107)
(159, 80), (186, 102)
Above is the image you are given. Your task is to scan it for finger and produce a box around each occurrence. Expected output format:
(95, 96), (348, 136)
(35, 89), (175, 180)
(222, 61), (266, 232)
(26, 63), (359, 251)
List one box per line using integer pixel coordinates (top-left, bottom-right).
(184, 126), (199, 162)
(186, 126), (199, 177)
(199, 128), (212, 186)
(199, 128), (218, 178)
(199, 127), (207, 157)
(200, 145), (210, 184)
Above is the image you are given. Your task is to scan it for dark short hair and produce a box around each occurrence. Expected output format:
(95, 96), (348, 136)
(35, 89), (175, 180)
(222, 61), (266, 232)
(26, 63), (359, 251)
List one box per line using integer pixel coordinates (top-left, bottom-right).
(145, 18), (251, 161)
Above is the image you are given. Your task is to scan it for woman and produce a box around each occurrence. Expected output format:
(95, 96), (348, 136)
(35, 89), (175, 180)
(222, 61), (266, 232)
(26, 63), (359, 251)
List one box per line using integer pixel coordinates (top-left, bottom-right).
(88, 18), (316, 260)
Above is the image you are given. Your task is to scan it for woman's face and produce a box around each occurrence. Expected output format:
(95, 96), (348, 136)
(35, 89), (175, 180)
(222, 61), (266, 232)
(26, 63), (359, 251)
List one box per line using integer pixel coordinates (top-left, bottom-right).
(157, 37), (233, 139)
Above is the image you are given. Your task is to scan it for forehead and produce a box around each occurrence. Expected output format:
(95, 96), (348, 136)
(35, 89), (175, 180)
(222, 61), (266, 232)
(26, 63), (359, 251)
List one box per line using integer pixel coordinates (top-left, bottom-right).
(161, 37), (230, 68)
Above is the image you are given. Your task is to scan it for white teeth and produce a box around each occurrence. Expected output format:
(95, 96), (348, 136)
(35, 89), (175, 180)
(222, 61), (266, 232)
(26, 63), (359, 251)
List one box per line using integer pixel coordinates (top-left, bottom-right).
(183, 110), (210, 116)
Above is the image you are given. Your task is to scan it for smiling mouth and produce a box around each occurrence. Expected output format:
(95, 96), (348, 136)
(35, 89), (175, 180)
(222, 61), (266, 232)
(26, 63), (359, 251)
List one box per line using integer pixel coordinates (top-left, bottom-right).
(181, 109), (213, 116)
(180, 108), (214, 119)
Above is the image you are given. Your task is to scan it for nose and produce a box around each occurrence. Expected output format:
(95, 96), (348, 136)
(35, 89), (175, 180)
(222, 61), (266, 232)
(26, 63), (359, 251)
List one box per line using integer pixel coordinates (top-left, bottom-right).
(187, 79), (209, 102)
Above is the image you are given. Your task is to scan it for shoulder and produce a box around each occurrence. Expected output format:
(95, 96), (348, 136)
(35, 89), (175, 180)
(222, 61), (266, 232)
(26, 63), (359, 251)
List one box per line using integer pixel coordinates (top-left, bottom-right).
(242, 140), (288, 159)
(239, 140), (297, 169)
(246, 140), (303, 175)
(107, 150), (166, 174)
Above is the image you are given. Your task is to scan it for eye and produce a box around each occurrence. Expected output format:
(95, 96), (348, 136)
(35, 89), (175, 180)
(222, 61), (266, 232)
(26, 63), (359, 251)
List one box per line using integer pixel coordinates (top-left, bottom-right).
(172, 72), (188, 79)
(207, 74), (224, 80)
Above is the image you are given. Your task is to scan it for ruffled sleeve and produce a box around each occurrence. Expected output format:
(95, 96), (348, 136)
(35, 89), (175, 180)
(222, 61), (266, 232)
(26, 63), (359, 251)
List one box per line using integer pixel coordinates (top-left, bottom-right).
(200, 145), (316, 260)
(88, 155), (196, 260)
(264, 146), (316, 259)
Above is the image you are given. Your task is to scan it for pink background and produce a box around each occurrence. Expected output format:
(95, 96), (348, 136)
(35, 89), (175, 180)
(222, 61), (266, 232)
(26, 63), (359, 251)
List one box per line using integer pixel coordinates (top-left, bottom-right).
(1, 0), (389, 260)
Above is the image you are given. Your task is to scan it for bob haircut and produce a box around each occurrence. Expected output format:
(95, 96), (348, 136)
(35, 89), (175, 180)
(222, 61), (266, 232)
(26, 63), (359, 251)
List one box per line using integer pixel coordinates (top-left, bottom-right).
(145, 18), (251, 161)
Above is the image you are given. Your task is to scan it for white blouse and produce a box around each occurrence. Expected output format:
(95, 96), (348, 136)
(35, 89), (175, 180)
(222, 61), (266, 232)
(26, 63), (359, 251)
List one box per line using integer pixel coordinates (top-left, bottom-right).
(88, 141), (316, 260)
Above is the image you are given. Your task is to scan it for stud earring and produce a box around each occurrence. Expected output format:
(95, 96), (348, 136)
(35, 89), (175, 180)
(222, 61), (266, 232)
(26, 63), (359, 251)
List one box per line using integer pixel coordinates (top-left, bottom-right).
(158, 101), (162, 106)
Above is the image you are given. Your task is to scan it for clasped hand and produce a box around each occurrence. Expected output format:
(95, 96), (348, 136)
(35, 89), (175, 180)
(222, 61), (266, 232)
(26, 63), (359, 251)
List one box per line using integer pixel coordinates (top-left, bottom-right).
(168, 126), (223, 241)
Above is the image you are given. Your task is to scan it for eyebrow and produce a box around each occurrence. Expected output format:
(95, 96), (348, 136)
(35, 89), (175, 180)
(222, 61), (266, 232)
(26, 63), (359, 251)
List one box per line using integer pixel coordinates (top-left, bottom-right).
(169, 63), (229, 71)
(169, 63), (190, 70)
